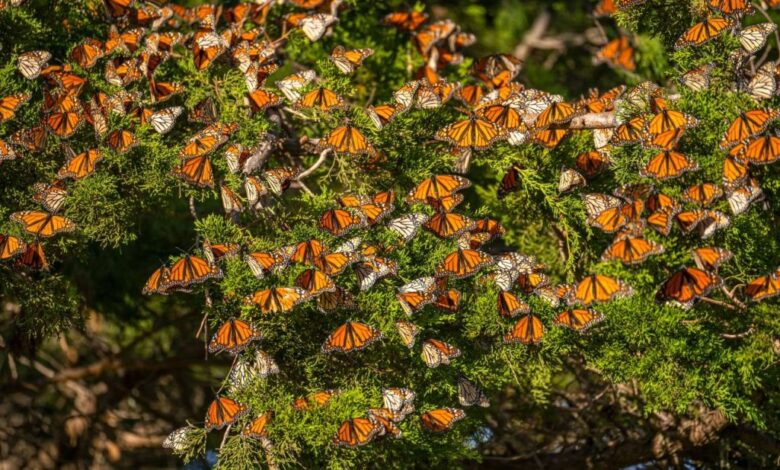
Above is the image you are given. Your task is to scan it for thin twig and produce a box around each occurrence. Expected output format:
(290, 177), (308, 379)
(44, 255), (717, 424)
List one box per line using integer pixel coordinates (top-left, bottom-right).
(297, 149), (332, 179)
(720, 325), (755, 340)
(720, 285), (747, 311)
(188, 195), (199, 220)
(699, 296), (739, 311)
(514, 11), (552, 61)
(219, 424), (232, 451)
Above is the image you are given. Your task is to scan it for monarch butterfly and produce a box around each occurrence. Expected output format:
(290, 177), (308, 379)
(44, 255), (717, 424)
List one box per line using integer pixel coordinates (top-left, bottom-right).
(142, 265), (174, 296)
(106, 129), (138, 154)
(455, 376), (489, 408)
(173, 155), (214, 188)
(263, 166), (300, 195)
(228, 354), (269, 390)
(471, 54), (522, 85)
(17, 50), (51, 80)
(296, 13), (338, 42)
(692, 247), (733, 271)
(321, 321), (382, 353)
(69, 38), (104, 69)
(602, 236), (664, 264)
(295, 269), (336, 297)
(611, 116), (647, 146)
(189, 97), (219, 125)
(421, 339), (460, 367)
(408, 175), (471, 203)
(0, 139), (15, 162)
(647, 109), (698, 136)
(420, 408), (465, 432)
(0, 92), (30, 124)
(386, 213), (428, 242)
(45, 94), (83, 139)
(657, 267), (720, 309)
(435, 248), (494, 279)
(243, 87), (280, 113)
(414, 20), (457, 56)
(14, 240), (47, 271)
(472, 217), (505, 241)
(318, 208), (364, 236)
(56, 147), (102, 180)
(314, 248), (360, 276)
(275, 70), (317, 102)
(719, 109), (780, 149)
(289, 239), (326, 266)
(644, 127), (686, 151)
(192, 31), (228, 71)
(355, 257), (397, 291)
(163, 255), (222, 289)
(295, 87), (346, 112)
(722, 156), (749, 189)
(680, 64), (714, 92)
(397, 277), (437, 315)
(318, 124), (373, 156)
(316, 287), (356, 314)
(383, 11), (428, 31)
(641, 151), (698, 180)
(134, 104), (170, 133)
(205, 396), (250, 431)
(208, 319), (263, 354)
(142, 31), (183, 54)
(31, 181), (67, 213)
(202, 240), (239, 265)
(366, 408), (403, 438)
(497, 291), (530, 318)
(433, 288), (461, 312)
(574, 274), (632, 305)
(423, 193), (463, 212)
(553, 309), (604, 332)
(424, 212), (476, 239)
(246, 287), (309, 314)
(381, 387), (416, 419)
(677, 209), (730, 238)
(582, 194), (629, 233)
(366, 103), (403, 130)
(242, 412), (272, 441)
(535, 101), (580, 129)
(575, 151), (611, 177)
(675, 17), (735, 49)
(329, 46), (373, 74)
(680, 183), (721, 207)
(532, 128), (570, 149)
(743, 61), (776, 101)
(727, 178), (764, 215)
(435, 114), (504, 150)
(708, 0), (754, 15)
(594, 36), (636, 72)
(332, 417), (381, 447)
(558, 167), (587, 193)
(395, 321), (420, 348)
(744, 270), (780, 301)
(244, 249), (289, 279)
(738, 23), (776, 55)
(740, 135), (780, 165)
(102, 0), (133, 18)
(476, 100), (524, 130)
(162, 428), (192, 452)
(104, 57), (142, 87)
(11, 211), (75, 238)
(0, 234), (25, 261)
(504, 314), (545, 344)
(536, 284), (574, 308)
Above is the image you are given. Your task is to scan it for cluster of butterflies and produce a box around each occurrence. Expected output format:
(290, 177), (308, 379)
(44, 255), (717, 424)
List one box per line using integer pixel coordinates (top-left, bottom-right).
(150, 173), (647, 449)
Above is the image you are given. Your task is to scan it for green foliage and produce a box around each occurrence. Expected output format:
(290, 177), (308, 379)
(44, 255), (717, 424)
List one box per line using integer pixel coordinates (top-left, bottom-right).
(2, 0), (780, 468)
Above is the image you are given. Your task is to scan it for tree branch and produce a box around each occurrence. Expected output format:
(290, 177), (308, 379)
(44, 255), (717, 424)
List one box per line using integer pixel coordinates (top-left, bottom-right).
(296, 148), (332, 180)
